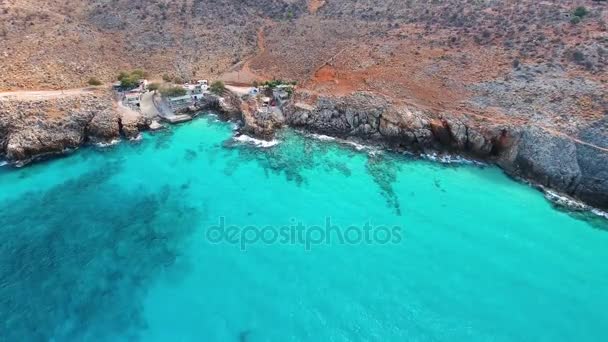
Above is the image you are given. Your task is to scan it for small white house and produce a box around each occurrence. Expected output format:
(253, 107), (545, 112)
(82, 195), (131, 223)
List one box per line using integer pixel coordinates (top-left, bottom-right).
(124, 93), (141, 106)
(197, 80), (209, 86)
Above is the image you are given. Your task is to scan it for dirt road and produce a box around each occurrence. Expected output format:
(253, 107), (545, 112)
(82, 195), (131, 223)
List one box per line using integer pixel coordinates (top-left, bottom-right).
(0, 87), (98, 101)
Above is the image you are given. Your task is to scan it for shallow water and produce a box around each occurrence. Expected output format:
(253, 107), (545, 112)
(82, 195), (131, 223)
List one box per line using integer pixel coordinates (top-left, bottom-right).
(1, 115), (607, 341)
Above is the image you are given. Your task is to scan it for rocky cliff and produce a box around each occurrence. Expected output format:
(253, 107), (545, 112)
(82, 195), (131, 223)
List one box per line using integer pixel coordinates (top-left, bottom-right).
(0, 91), (149, 164)
(283, 92), (608, 210)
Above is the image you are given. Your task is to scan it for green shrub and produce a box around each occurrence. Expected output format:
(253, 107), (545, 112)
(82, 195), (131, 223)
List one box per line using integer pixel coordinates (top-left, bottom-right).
(160, 86), (187, 97)
(87, 77), (102, 86)
(120, 75), (139, 89)
(131, 69), (147, 79)
(117, 71), (129, 81)
(162, 74), (173, 82)
(573, 6), (589, 18)
(147, 82), (160, 92)
(117, 69), (148, 88)
(210, 80), (225, 95)
(570, 16), (582, 24)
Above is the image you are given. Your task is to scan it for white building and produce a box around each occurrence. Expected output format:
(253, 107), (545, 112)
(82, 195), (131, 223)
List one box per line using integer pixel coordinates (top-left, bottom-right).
(124, 93), (141, 106)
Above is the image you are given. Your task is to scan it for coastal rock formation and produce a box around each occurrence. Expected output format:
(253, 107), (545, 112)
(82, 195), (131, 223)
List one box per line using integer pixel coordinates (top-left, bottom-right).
(240, 99), (284, 139)
(284, 92), (608, 210)
(499, 122), (608, 210)
(284, 92), (506, 157)
(0, 91), (149, 164)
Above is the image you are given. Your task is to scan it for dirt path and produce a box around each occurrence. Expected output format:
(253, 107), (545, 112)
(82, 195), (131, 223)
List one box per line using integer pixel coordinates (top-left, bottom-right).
(308, 0), (326, 14)
(220, 22), (274, 86)
(140, 91), (162, 119)
(116, 100), (142, 124)
(0, 87), (97, 101)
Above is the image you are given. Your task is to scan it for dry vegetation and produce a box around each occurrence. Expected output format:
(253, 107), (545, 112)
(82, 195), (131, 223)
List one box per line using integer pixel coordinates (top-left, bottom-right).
(0, 0), (606, 131)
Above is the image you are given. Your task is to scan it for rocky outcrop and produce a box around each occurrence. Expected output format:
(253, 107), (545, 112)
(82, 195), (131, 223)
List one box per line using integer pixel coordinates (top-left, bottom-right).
(0, 91), (149, 164)
(284, 92), (505, 157)
(239, 100), (284, 139)
(87, 109), (121, 142)
(284, 92), (608, 210)
(499, 121), (608, 210)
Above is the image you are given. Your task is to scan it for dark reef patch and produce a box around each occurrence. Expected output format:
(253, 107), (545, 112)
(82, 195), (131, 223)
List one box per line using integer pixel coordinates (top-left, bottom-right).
(222, 131), (350, 186)
(366, 153), (403, 215)
(0, 167), (201, 341)
(153, 129), (175, 150)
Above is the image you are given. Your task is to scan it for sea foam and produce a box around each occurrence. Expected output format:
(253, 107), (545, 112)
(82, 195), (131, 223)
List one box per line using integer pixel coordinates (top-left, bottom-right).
(95, 139), (121, 148)
(234, 134), (280, 148)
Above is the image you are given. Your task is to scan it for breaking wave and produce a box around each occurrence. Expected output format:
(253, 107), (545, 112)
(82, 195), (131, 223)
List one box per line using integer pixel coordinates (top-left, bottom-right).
(95, 139), (121, 148)
(233, 134), (280, 148)
(545, 190), (608, 219)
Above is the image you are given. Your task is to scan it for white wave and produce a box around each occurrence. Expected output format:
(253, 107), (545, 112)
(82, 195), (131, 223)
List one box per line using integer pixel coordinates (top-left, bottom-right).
(129, 134), (143, 141)
(95, 139), (121, 147)
(544, 190), (608, 220)
(309, 133), (337, 142)
(591, 209), (608, 220)
(234, 134), (280, 148)
(0, 161), (7, 167)
(422, 152), (485, 166)
(544, 190), (588, 211)
(343, 140), (369, 151)
(308, 132), (380, 152)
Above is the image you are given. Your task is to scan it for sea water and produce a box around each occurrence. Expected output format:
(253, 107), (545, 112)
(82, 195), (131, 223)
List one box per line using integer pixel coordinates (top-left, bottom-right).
(0, 115), (607, 341)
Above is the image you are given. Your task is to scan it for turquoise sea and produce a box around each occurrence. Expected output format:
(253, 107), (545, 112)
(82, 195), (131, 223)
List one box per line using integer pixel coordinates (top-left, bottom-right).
(1, 115), (607, 341)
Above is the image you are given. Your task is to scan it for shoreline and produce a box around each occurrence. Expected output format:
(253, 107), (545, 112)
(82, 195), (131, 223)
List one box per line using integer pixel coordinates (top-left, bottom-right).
(1, 89), (607, 213)
(6, 113), (606, 222)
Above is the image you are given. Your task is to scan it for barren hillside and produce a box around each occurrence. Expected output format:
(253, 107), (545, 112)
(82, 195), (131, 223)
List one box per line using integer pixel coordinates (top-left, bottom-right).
(1, 0), (608, 209)
(1, 0), (606, 128)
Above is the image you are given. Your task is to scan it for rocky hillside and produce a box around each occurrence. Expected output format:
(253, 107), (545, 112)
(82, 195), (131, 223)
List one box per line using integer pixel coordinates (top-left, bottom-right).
(2, 1), (604, 88)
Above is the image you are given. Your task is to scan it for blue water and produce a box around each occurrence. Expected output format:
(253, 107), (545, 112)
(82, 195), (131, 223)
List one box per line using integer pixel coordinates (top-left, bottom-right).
(1, 115), (607, 341)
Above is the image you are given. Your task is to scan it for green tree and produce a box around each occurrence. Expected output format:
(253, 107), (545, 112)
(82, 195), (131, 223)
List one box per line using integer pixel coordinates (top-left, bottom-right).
(160, 86), (187, 97)
(88, 77), (102, 86)
(209, 80), (225, 95)
(162, 74), (173, 82)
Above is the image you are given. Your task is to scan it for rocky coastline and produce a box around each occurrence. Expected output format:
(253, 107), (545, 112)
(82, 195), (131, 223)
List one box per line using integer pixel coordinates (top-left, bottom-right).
(280, 92), (608, 211)
(0, 90), (150, 165)
(1, 89), (606, 211)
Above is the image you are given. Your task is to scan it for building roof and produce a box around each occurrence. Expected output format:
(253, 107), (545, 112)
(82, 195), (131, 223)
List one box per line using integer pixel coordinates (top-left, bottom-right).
(168, 95), (192, 102)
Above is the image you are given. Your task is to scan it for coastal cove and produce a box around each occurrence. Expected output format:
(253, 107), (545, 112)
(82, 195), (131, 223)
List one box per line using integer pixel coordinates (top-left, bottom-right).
(1, 115), (607, 341)
(2, 1), (607, 340)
